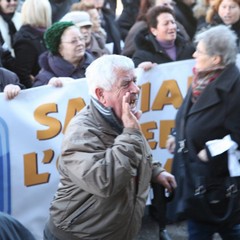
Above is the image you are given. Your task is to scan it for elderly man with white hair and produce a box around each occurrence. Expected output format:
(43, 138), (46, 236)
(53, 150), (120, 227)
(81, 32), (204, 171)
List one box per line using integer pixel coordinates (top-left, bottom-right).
(43, 54), (177, 240)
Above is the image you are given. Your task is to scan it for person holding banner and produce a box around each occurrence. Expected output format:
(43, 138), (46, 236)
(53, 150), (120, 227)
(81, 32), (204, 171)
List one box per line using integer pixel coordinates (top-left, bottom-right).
(132, 6), (195, 67)
(43, 54), (177, 240)
(166, 25), (240, 239)
(33, 21), (94, 87)
(0, 67), (25, 99)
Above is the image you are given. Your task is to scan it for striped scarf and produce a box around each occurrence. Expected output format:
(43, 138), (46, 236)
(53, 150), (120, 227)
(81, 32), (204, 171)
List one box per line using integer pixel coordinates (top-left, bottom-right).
(191, 66), (225, 103)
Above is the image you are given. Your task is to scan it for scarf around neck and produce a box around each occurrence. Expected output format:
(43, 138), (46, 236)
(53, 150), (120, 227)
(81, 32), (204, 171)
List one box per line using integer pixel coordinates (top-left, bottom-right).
(191, 65), (225, 103)
(0, 11), (16, 46)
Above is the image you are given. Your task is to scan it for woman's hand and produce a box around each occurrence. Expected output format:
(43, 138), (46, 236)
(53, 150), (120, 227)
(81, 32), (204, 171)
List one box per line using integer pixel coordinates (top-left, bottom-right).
(48, 77), (74, 87)
(3, 84), (21, 100)
(198, 149), (209, 162)
(166, 135), (176, 154)
(137, 61), (157, 71)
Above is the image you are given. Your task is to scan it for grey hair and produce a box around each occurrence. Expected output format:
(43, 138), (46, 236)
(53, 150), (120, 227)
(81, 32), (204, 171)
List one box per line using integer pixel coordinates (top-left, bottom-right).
(194, 25), (238, 66)
(85, 54), (135, 98)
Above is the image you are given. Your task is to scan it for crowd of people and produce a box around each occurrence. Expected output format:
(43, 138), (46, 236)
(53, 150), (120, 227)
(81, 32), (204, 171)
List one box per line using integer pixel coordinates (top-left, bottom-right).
(1, 0), (240, 239)
(1, 0), (240, 92)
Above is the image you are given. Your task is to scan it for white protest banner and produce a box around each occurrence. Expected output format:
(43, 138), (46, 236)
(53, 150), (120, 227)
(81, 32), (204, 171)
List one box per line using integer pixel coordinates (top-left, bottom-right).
(137, 60), (194, 169)
(0, 59), (195, 239)
(0, 78), (90, 239)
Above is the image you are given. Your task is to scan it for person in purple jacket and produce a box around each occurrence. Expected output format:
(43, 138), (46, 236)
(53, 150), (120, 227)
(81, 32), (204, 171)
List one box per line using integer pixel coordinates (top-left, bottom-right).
(33, 21), (94, 87)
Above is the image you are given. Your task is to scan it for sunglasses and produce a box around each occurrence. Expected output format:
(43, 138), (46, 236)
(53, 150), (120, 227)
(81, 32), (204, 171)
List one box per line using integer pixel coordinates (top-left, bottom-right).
(6, 0), (18, 2)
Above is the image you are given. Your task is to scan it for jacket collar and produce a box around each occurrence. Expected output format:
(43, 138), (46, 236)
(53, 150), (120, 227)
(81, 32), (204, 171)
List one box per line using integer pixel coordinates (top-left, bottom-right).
(91, 98), (123, 134)
(187, 64), (239, 115)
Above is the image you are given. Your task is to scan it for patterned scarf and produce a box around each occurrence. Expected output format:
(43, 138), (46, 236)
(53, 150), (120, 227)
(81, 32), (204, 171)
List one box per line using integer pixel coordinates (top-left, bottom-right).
(191, 66), (225, 103)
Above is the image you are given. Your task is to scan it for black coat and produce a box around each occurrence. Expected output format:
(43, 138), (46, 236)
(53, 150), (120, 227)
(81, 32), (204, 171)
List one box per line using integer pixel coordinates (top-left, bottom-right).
(167, 64), (240, 225)
(101, 7), (122, 54)
(0, 67), (24, 92)
(13, 24), (47, 88)
(116, 0), (140, 40)
(132, 30), (195, 67)
(174, 0), (197, 39)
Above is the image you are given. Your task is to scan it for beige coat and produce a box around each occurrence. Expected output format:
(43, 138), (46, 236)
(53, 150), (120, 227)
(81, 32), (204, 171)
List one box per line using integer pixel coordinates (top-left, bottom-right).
(47, 100), (164, 240)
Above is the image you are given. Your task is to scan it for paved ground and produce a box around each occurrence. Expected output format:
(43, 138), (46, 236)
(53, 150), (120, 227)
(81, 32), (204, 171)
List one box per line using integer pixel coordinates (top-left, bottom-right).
(135, 207), (221, 240)
(135, 207), (188, 240)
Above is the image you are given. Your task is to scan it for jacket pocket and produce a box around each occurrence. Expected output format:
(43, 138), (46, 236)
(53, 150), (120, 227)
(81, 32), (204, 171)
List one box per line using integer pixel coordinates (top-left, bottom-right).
(63, 196), (97, 229)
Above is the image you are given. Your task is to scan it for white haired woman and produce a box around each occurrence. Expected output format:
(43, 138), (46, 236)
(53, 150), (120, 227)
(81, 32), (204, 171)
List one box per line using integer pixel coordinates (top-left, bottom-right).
(166, 25), (240, 239)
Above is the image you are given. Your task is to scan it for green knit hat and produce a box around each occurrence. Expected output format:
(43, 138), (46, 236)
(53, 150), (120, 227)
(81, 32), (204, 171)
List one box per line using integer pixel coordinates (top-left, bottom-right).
(44, 21), (75, 55)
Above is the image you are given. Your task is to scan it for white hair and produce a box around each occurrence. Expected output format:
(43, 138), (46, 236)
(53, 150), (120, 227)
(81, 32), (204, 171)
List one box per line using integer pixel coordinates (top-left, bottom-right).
(194, 25), (238, 66)
(86, 54), (135, 98)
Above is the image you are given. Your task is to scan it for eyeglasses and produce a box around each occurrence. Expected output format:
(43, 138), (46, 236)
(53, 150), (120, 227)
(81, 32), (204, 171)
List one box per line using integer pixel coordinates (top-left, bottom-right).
(61, 37), (85, 45)
(195, 48), (208, 55)
(6, 0), (18, 3)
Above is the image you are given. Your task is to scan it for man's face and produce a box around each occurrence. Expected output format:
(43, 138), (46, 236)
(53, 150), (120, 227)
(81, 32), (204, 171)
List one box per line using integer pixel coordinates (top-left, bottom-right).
(101, 69), (140, 120)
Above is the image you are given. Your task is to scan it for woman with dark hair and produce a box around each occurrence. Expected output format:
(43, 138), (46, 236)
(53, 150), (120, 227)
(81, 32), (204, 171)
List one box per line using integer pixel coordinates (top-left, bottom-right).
(132, 5), (194, 67)
(122, 0), (190, 58)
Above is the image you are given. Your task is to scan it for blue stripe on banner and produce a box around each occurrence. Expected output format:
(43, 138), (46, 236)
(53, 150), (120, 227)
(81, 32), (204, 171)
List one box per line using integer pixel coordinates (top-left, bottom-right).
(0, 117), (11, 214)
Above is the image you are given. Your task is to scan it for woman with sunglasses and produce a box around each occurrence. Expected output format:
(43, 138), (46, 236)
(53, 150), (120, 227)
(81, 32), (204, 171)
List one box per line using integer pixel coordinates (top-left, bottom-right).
(0, 0), (21, 56)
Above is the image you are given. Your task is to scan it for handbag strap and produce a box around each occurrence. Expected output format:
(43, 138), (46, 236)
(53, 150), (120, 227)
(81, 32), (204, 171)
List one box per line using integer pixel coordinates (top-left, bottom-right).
(194, 176), (240, 223)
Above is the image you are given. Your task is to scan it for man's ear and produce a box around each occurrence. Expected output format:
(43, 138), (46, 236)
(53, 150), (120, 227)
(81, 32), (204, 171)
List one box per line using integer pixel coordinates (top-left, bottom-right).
(95, 88), (105, 104)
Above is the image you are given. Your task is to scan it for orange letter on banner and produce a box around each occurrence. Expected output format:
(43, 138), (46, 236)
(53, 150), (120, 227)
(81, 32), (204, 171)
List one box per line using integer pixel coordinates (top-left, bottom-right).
(159, 120), (175, 148)
(34, 103), (61, 140)
(141, 121), (157, 149)
(24, 149), (54, 186)
(152, 80), (183, 110)
(140, 82), (150, 113)
(62, 97), (86, 134)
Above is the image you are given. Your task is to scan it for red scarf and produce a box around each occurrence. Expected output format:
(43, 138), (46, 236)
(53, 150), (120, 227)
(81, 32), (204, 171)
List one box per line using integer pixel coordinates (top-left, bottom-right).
(191, 66), (225, 103)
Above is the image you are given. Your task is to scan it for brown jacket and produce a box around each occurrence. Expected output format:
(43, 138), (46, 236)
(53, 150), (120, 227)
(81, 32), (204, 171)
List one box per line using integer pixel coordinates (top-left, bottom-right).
(47, 100), (164, 240)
